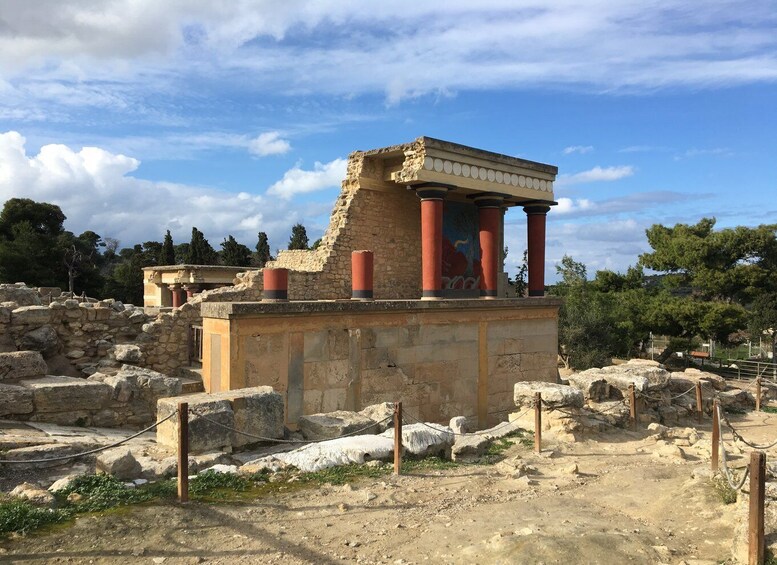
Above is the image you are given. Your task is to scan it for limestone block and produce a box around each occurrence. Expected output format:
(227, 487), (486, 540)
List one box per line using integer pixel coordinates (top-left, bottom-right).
(0, 350), (48, 380)
(0, 383), (34, 415)
(514, 381), (584, 409)
(111, 344), (143, 363)
(19, 325), (59, 355)
(19, 376), (112, 412)
(565, 373), (609, 401)
(449, 416), (468, 434)
(10, 482), (55, 505)
(96, 448), (142, 480)
(11, 305), (52, 326)
(0, 306), (11, 324)
(670, 368), (726, 392)
(157, 386), (283, 453)
(380, 422), (453, 458)
(359, 402), (395, 431)
(241, 435), (395, 474)
(299, 410), (379, 440)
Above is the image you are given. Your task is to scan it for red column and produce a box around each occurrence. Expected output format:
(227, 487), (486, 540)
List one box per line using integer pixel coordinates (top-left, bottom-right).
(351, 250), (374, 300)
(171, 286), (182, 308)
(524, 205), (550, 297)
(263, 268), (289, 302)
(416, 187), (449, 300)
(475, 196), (504, 299)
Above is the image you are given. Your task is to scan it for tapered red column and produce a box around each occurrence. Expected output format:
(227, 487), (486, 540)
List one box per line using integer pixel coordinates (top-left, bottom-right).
(524, 205), (550, 297)
(171, 285), (182, 308)
(263, 268), (289, 302)
(475, 196), (504, 299)
(415, 186), (450, 300)
(351, 250), (374, 300)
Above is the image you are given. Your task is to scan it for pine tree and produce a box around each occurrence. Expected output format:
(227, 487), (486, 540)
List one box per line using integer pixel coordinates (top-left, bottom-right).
(186, 227), (217, 265)
(255, 231), (272, 267)
(288, 223), (309, 250)
(160, 230), (176, 265)
(220, 235), (252, 266)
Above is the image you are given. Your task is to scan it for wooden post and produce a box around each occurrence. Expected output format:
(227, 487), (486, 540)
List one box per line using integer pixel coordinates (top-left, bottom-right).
(177, 402), (189, 503)
(711, 399), (719, 473)
(696, 381), (704, 424)
(393, 402), (402, 475)
(756, 378), (762, 412)
(749, 451), (766, 565)
(629, 384), (637, 430)
(534, 392), (542, 454)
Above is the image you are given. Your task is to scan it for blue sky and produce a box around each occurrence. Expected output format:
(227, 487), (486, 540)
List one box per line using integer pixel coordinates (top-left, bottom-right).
(0, 1), (775, 281)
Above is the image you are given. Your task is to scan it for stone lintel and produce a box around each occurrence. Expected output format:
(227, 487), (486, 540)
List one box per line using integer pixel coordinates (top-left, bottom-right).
(201, 297), (563, 320)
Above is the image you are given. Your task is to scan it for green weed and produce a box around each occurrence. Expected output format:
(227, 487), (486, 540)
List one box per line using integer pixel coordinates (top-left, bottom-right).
(0, 501), (72, 535)
(712, 476), (738, 505)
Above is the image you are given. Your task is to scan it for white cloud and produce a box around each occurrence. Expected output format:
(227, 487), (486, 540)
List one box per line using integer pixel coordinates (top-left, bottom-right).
(555, 198), (594, 214)
(248, 131), (291, 156)
(1, 1), (776, 110)
(0, 130), (343, 249)
(267, 158), (347, 200)
(562, 145), (593, 155)
(556, 165), (634, 186)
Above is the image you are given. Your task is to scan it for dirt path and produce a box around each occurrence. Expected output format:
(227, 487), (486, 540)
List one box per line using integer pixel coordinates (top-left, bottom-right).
(2, 416), (755, 565)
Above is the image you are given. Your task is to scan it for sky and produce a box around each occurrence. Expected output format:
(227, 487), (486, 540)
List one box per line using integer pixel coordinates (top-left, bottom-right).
(0, 1), (775, 282)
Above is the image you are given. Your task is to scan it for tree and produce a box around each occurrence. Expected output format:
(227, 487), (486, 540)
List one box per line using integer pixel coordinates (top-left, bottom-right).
(254, 232), (272, 267)
(186, 227), (217, 265)
(160, 230), (176, 265)
(513, 249), (528, 297)
(220, 235), (252, 266)
(288, 223), (309, 250)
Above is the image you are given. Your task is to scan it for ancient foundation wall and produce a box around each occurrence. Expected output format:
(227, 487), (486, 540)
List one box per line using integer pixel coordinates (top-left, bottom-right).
(201, 299), (560, 429)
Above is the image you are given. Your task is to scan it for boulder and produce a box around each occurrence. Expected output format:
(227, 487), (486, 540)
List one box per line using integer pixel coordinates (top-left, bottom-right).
(449, 416), (468, 434)
(299, 411), (379, 441)
(112, 344), (143, 364)
(96, 448), (142, 480)
(358, 402), (395, 431)
(19, 325), (59, 356)
(10, 482), (55, 506)
(0, 285), (41, 306)
(11, 306), (52, 326)
(451, 420), (523, 461)
(718, 389), (754, 411)
(670, 368), (726, 392)
(565, 373), (609, 401)
(19, 376), (112, 412)
(574, 362), (671, 394)
(379, 422), (453, 458)
(0, 350), (48, 380)
(241, 435), (395, 474)
(514, 382), (584, 409)
(0, 383), (34, 415)
(107, 365), (182, 405)
(157, 386), (284, 453)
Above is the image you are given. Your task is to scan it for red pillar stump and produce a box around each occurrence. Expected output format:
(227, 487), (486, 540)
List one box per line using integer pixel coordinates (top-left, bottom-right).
(351, 250), (374, 300)
(171, 286), (182, 308)
(263, 268), (289, 302)
(475, 195), (504, 299)
(524, 205), (550, 297)
(416, 186), (450, 300)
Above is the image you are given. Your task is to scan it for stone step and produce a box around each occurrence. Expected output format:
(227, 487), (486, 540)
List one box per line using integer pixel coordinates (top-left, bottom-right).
(177, 366), (204, 394)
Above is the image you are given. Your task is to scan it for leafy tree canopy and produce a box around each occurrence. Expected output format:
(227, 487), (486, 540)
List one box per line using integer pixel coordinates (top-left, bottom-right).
(220, 235), (252, 267)
(288, 223), (309, 250)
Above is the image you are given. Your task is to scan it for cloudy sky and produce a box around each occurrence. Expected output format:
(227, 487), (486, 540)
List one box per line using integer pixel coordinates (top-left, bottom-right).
(0, 1), (775, 281)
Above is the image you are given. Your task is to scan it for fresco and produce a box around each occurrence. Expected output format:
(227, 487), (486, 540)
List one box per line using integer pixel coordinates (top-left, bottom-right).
(442, 201), (481, 291)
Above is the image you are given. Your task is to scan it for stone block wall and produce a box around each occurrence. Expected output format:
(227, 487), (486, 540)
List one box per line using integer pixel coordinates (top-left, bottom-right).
(201, 299), (561, 429)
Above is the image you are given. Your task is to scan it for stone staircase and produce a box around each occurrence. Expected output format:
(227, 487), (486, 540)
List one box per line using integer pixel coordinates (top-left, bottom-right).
(177, 366), (204, 394)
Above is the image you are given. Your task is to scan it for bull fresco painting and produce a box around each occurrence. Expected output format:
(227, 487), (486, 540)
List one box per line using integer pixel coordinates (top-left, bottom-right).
(442, 201), (482, 294)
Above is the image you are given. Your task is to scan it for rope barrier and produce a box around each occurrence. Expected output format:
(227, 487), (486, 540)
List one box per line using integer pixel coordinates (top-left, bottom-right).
(0, 411), (177, 465)
(638, 383), (698, 403)
(719, 411), (777, 450)
(188, 411), (395, 444)
(717, 404), (751, 491)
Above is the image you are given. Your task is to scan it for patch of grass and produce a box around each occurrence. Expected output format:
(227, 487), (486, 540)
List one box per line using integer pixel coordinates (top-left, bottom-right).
(0, 501), (72, 535)
(762, 405), (777, 414)
(403, 457), (459, 472)
(58, 474), (172, 512)
(296, 463), (391, 485)
(712, 476), (738, 504)
(189, 470), (251, 498)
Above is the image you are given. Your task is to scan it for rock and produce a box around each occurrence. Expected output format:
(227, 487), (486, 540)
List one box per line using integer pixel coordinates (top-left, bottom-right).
(669, 369), (726, 393)
(241, 435), (395, 473)
(19, 376), (112, 413)
(380, 422), (453, 457)
(0, 383), (34, 415)
(0, 350), (48, 380)
(565, 373), (609, 401)
(579, 363), (671, 392)
(96, 448), (142, 480)
(0, 285), (41, 306)
(718, 389), (754, 411)
(647, 422), (669, 438)
(201, 464), (239, 474)
(19, 325), (59, 356)
(653, 441), (686, 462)
(48, 476), (78, 492)
(157, 387), (284, 453)
(495, 456), (532, 479)
(299, 411), (379, 441)
(563, 463), (579, 474)
(10, 482), (55, 505)
(112, 344), (143, 363)
(11, 305), (52, 326)
(451, 420), (523, 461)
(514, 382), (584, 409)
(449, 416), (468, 434)
(358, 402), (395, 432)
